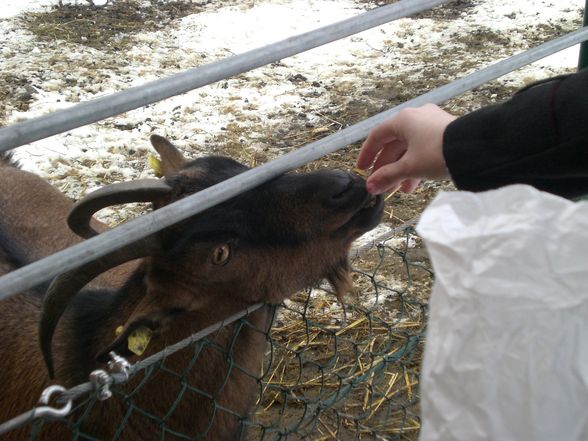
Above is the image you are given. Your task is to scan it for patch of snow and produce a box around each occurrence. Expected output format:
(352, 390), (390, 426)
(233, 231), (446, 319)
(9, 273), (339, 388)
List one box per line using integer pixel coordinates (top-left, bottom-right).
(0, 0), (51, 19)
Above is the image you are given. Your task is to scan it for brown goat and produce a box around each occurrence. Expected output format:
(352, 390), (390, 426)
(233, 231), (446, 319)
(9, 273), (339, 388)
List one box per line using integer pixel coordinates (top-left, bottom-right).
(0, 154), (138, 290)
(0, 136), (384, 440)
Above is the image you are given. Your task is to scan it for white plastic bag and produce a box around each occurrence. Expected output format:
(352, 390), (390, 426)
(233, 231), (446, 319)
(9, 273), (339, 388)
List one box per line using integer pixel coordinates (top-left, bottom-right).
(417, 185), (588, 441)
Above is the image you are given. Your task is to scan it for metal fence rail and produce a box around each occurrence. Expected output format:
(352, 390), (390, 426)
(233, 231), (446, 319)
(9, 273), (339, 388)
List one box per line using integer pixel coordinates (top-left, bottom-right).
(0, 0), (449, 152)
(0, 26), (587, 302)
(579, 0), (588, 69)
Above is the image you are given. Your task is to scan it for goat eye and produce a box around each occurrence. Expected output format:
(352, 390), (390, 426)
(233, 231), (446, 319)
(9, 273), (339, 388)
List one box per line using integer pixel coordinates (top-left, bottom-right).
(211, 244), (231, 266)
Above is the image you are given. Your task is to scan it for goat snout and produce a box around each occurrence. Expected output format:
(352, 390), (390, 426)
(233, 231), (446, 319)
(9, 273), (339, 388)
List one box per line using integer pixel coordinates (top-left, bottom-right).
(321, 171), (367, 209)
(322, 171), (384, 235)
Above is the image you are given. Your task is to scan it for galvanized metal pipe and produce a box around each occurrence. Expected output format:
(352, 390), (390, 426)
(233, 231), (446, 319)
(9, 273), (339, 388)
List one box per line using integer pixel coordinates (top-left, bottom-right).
(1, 27), (587, 301)
(0, 0), (449, 151)
(579, 0), (588, 70)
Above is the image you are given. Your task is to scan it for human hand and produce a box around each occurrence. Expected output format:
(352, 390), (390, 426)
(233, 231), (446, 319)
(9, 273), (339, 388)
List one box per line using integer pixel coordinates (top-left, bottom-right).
(356, 104), (457, 194)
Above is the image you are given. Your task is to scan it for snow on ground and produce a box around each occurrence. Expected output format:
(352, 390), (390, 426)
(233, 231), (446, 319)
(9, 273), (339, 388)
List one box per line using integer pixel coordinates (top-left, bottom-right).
(0, 0), (585, 236)
(2, 1), (583, 164)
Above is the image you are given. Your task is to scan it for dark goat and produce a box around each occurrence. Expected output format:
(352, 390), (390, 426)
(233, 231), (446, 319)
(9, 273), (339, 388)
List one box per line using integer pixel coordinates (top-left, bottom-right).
(0, 136), (383, 440)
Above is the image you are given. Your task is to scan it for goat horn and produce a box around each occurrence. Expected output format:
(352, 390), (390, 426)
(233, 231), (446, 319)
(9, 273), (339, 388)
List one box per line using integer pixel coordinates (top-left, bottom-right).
(39, 238), (158, 378)
(68, 179), (172, 239)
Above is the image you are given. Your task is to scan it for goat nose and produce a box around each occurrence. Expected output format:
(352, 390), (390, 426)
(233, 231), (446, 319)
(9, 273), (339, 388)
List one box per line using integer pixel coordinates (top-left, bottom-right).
(324, 171), (364, 207)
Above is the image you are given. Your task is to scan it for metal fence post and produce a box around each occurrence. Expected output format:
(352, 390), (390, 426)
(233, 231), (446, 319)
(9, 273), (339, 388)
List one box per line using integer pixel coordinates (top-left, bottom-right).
(579, 0), (588, 70)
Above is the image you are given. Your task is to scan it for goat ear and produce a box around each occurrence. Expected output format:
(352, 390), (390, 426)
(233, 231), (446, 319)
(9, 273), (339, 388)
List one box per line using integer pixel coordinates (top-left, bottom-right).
(95, 286), (197, 362)
(150, 135), (189, 177)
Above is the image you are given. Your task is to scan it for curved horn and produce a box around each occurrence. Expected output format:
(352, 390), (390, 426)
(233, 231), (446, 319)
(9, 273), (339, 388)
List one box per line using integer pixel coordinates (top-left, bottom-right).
(68, 179), (172, 239)
(39, 238), (158, 378)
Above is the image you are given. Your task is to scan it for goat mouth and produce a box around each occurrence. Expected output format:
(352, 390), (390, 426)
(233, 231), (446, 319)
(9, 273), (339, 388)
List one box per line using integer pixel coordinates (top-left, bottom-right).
(362, 194), (380, 210)
(345, 193), (384, 229)
(331, 193), (383, 240)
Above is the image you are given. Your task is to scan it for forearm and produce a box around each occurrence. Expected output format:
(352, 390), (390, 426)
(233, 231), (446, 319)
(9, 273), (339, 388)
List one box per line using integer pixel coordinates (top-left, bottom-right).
(443, 70), (588, 199)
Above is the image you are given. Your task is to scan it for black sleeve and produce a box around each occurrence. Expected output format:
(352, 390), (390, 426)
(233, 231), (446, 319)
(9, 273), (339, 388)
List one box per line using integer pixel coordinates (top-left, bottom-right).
(443, 70), (588, 199)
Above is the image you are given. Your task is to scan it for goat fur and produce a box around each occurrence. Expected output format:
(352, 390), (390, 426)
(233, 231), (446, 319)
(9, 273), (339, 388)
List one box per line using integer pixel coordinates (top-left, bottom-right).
(0, 136), (383, 440)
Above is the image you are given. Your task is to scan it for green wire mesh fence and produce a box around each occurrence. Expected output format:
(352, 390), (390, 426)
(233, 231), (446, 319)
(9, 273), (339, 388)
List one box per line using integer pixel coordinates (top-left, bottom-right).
(251, 228), (429, 441)
(1, 225), (431, 441)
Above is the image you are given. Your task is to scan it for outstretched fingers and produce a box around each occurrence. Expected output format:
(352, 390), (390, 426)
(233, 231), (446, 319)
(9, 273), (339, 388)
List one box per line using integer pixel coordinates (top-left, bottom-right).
(357, 118), (403, 170)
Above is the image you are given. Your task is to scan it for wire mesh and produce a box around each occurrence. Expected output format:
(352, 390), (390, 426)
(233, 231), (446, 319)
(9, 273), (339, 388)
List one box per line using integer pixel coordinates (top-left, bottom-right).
(0, 226), (431, 441)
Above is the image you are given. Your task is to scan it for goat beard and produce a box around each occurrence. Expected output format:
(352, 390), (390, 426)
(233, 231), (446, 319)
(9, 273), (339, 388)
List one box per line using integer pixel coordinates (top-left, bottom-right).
(326, 258), (353, 304)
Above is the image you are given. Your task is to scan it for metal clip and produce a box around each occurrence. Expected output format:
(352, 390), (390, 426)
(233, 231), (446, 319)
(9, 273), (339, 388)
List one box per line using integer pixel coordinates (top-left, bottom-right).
(37, 385), (73, 419)
(89, 369), (113, 401)
(107, 351), (131, 381)
(89, 351), (131, 401)
(0, 385), (73, 435)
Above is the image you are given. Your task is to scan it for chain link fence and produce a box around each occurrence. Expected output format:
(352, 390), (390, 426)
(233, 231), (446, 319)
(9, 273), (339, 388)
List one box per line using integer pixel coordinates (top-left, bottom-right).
(1, 225), (431, 440)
